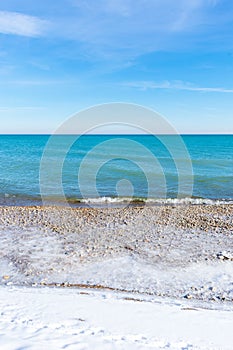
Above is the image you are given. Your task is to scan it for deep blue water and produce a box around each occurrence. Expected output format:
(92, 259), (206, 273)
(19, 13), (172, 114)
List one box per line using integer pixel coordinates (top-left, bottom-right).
(0, 135), (232, 205)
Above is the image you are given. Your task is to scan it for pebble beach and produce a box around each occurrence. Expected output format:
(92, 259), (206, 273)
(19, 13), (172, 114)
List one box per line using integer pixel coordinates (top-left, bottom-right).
(0, 204), (233, 304)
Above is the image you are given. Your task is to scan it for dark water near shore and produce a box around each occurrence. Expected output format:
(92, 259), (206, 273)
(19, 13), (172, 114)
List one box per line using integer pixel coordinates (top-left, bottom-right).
(0, 134), (232, 205)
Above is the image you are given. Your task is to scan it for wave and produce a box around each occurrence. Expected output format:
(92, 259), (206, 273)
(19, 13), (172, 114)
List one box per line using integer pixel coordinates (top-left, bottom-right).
(1, 192), (233, 207)
(79, 196), (233, 205)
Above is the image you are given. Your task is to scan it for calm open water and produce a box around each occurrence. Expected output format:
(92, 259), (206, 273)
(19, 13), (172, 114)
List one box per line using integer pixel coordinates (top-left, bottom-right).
(0, 135), (232, 205)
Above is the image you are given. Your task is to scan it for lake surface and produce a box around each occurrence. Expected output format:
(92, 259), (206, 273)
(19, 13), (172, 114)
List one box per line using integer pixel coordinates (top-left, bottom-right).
(0, 135), (232, 205)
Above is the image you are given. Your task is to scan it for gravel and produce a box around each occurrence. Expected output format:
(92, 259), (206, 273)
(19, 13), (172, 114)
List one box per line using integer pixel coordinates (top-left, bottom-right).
(0, 204), (232, 302)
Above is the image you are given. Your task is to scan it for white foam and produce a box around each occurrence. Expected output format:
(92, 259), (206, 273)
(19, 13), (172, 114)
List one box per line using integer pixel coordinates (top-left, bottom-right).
(80, 196), (233, 205)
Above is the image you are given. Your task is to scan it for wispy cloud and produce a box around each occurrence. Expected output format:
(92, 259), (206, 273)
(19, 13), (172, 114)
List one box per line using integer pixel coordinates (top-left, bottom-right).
(0, 65), (15, 75)
(58, 0), (218, 61)
(1, 79), (65, 86)
(0, 106), (45, 112)
(0, 11), (49, 37)
(123, 80), (233, 93)
(0, 1), (227, 61)
(29, 61), (51, 71)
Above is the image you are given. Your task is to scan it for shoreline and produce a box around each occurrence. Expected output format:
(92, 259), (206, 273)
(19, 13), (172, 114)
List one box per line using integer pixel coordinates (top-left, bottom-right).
(0, 202), (232, 230)
(1, 197), (233, 208)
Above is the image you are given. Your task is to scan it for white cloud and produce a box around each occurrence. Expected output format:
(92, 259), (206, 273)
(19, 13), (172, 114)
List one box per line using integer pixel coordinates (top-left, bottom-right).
(0, 11), (49, 37)
(124, 80), (233, 93)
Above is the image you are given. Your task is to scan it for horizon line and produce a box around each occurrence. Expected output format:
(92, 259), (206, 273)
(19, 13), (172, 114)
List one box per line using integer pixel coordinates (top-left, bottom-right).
(0, 133), (233, 136)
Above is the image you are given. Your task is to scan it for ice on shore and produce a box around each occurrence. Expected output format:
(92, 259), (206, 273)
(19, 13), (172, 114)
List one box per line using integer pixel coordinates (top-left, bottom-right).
(0, 224), (233, 302)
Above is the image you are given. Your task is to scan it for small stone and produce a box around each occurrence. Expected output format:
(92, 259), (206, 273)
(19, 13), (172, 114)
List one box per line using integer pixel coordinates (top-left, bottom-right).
(217, 251), (233, 261)
(211, 296), (218, 301)
(184, 293), (193, 299)
(2, 275), (10, 280)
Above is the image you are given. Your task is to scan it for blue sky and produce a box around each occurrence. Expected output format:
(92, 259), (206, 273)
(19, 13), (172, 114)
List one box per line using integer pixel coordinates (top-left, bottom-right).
(0, 0), (233, 133)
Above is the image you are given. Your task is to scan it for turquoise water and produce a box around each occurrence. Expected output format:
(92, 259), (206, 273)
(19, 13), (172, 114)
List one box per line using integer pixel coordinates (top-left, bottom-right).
(0, 135), (232, 205)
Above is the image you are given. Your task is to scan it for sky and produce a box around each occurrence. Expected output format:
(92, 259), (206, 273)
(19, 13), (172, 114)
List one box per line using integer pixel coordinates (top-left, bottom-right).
(0, 0), (233, 134)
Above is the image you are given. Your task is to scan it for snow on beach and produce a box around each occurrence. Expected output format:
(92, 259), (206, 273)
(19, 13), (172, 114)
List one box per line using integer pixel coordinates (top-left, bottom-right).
(0, 285), (233, 350)
(0, 204), (233, 349)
